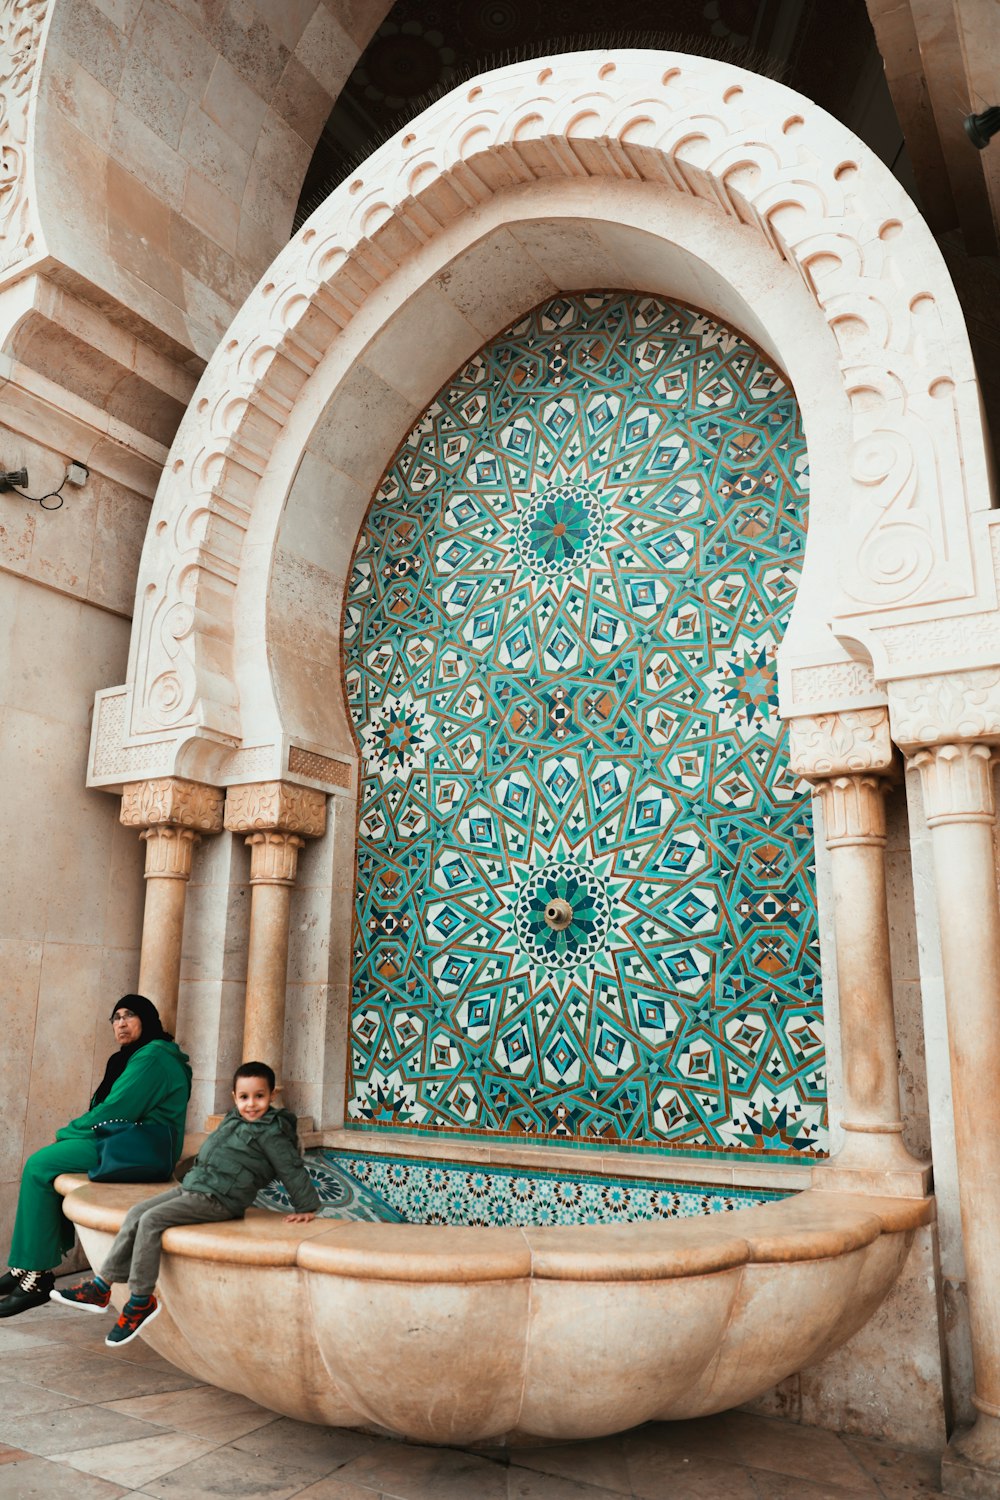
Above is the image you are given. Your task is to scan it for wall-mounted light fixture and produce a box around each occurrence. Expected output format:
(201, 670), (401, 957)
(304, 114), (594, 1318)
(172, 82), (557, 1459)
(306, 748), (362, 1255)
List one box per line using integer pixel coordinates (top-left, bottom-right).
(964, 106), (1000, 150)
(0, 460), (89, 510)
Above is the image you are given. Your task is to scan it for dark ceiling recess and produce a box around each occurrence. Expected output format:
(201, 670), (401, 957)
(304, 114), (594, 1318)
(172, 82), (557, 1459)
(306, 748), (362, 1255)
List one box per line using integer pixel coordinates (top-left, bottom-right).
(295, 0), (909, 229)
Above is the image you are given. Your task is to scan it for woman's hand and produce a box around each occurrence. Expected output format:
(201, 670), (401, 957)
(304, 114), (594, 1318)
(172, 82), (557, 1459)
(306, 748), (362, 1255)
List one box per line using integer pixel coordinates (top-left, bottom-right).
(284, 1211), (316, 1223)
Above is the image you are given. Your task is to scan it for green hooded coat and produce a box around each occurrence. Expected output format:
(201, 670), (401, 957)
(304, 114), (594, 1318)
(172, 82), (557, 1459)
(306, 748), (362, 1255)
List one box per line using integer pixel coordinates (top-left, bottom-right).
(182, 1105), (319, 1216)
(9, 1039), (192, 1271)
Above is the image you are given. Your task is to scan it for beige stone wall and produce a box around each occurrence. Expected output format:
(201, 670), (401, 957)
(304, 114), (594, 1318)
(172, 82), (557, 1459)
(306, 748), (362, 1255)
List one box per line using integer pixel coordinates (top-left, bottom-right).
(0, 422), (146, 1262)
(32, 0), (390, 357)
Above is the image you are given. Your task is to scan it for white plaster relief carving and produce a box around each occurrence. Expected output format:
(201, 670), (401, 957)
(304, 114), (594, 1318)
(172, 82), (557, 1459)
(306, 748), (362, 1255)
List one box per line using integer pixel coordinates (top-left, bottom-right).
(787, 660), (881, 711)
(96, 50), (989, 775)
(0, 0), (47, 274)
(876, 613), (1000, 670)
(789, 708), (894, 778)
(89, 690), (178, 783)
(889, 670), (1000, 751)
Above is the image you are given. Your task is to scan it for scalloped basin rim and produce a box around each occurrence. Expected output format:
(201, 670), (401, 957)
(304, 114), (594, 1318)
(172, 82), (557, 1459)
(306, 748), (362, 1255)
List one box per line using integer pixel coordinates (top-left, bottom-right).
(56, 1175), (933, 1282)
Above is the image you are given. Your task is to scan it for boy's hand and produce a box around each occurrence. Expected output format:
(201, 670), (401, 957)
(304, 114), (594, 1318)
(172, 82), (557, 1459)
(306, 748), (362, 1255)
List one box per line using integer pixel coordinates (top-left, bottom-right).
(284, 1211), (316, 1223)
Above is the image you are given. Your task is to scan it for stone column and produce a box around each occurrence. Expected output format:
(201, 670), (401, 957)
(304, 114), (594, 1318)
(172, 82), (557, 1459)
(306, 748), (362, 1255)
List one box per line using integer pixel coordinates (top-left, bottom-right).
(909, 740), (1000, 1493)
(225, 782), (327, 1090)
(789, 709), (929, 1196)
(120, 778), (225, 1032)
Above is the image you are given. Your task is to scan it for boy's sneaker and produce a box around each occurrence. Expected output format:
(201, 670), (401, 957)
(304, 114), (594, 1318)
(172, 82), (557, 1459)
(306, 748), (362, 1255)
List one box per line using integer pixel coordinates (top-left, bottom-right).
(50, 1278), (111, 1313)
(105, 1294), (159, 1347)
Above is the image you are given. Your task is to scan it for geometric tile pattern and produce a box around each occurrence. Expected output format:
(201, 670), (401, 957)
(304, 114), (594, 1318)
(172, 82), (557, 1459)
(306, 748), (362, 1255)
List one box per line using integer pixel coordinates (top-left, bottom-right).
(254, 1156), (404, 1222)
(331, 1151), (787, 1227)
(254, 1150), (786, 1226)
(344, 291), (826, 1157)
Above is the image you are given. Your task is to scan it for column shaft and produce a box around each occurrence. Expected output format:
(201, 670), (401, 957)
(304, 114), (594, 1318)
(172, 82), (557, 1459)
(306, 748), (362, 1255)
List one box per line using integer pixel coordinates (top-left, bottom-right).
(241, 831), (303, 1087)
(244, 884), (294, 1071)
(915, 746), (1000, 1439)
(136, 826), (198, 1034)
(830, 839), (901, 1131)
(814, 774), (928, 1192)
(120, 778), (224, 1034)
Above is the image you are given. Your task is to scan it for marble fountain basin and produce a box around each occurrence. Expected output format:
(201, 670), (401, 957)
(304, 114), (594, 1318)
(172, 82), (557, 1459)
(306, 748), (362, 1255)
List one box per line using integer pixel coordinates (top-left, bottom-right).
(56, 1174), (931, 1446)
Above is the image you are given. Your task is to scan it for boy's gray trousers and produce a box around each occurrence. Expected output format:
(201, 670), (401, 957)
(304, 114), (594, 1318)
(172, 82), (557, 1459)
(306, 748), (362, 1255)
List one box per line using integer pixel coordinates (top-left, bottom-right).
(99, 1185), (232, 1298)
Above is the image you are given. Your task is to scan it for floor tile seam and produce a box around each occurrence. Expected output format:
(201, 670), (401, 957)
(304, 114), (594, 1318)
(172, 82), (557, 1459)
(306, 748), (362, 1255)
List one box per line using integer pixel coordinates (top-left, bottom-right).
(740, 1456), (882, 1496)
(44, 1426), (235, 1474)
(505, 1450), (633, 1495)
(743, 1465), (889, 1499)
(737, 1421), (893, 1493)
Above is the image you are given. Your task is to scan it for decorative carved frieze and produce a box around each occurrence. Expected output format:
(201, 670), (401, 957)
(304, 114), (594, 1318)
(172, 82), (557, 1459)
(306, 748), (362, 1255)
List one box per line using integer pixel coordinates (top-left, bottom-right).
(246, 830), (305, 885)
(888, 669), (1000, 751)
(813, 774), (890, 848)
(910, 743), (996, 826)
(786, 660), (881, 712)
(120, 778), (225, 833)
(224, 780), (327, 838)
(788, 708), (894, 779)
(0, 0), (47, 274)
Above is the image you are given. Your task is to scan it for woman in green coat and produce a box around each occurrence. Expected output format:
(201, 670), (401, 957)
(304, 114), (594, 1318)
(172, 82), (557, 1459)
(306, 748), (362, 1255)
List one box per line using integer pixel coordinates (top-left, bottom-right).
(0, 995), (192, 1317)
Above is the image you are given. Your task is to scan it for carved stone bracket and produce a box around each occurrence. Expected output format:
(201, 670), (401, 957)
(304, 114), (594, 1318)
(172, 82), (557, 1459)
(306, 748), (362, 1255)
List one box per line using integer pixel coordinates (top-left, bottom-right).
(121, 778), (225, 834)
(224, 781), (327, 839)
(788, 708), (895, 779)
(888, 669), (1000, 753)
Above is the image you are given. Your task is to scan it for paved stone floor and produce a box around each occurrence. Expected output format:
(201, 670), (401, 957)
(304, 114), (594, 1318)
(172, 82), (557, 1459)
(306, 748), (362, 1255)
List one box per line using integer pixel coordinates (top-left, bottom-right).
(0, 1284), (946, 1500)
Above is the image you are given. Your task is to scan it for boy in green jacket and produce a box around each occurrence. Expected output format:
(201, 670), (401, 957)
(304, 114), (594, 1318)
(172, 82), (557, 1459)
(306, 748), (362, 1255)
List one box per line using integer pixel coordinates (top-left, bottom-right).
(51, 1061), (319, 1346)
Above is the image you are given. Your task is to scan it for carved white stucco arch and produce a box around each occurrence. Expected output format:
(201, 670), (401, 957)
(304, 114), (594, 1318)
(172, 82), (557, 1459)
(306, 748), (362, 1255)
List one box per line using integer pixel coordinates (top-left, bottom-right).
(87, 48), (998, 792)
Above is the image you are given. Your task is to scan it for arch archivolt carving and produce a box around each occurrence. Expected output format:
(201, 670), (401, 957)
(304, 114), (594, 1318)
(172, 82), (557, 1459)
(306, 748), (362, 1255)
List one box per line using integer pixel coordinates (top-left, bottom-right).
(0, 0), (47, 275)
(88, 48), (998, 789)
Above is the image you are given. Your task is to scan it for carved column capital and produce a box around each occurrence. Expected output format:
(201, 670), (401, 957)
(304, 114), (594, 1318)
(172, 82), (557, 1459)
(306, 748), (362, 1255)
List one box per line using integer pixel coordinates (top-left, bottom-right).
(140, 825), (200, 880)
(246, 830), (305, 885)
(788, 708), (894, 779)
(224, 781), (327, 838)
(121, 777), (225, 833)
(813, 774), (890, 848)
(910, 742), (997, 827)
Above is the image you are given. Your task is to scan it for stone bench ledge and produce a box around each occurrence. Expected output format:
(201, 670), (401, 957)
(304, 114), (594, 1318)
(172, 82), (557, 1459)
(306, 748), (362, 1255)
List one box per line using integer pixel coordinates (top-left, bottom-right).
(56, 1175), (933, 1282)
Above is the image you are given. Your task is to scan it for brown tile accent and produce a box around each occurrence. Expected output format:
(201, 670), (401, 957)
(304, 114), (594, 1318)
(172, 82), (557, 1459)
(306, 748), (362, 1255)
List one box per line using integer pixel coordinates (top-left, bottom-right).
(288, 747), (352, 788)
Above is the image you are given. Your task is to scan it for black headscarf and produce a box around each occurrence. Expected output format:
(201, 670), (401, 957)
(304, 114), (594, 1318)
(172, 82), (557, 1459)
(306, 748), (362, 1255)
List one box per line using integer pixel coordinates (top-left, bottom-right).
(91, 995), (171, 1107)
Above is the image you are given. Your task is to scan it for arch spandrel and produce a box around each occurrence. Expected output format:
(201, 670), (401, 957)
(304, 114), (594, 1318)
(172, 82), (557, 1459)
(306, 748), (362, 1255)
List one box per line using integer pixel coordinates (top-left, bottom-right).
(86, 49), (995, 790)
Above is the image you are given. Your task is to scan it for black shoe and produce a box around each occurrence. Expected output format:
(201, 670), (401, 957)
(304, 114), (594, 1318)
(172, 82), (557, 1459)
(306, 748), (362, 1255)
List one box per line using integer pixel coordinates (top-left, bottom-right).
(0, 1271), (55, 1317)
(0, 1269), (23, 1296)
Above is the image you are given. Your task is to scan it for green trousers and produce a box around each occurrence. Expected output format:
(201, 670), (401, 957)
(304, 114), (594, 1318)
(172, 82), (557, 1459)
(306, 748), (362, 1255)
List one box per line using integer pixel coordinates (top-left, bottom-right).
(8, 1138), (100, 1271)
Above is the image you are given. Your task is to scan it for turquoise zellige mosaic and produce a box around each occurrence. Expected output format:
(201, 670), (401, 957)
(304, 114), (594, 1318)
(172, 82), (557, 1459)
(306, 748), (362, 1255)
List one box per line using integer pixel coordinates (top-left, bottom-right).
(345, 291), (824, 1158)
